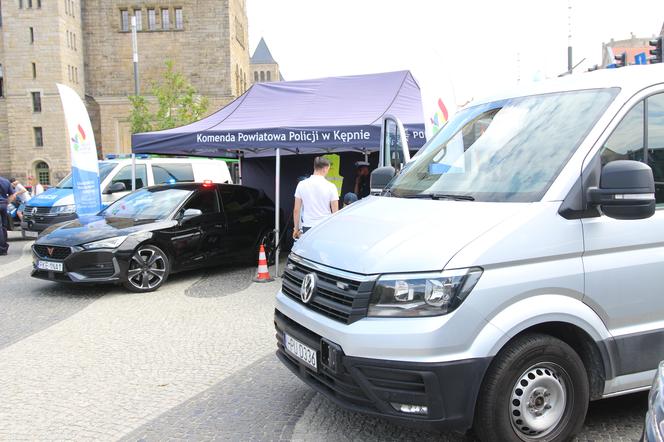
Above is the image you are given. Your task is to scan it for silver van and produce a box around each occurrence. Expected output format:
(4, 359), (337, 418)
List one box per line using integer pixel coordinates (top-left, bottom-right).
(274, 64), (664, 441)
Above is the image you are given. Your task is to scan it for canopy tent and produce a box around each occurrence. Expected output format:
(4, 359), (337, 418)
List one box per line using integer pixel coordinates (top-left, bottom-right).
(131, 70), (426, 157)
(131, 70), (427, 275)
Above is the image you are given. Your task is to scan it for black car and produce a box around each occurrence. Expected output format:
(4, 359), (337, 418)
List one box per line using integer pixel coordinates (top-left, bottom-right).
(31, 182), (275, 292)
(644, 361), (664, 442)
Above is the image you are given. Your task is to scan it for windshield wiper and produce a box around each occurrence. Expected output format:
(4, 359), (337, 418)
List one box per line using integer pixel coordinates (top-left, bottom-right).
(404, 193), (475, 201)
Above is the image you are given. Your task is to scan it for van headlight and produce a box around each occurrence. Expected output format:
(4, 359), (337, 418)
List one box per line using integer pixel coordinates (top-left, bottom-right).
(82, 236), (128, 250)
(52, 205), (76, 214)
(368, 268), (482, 317)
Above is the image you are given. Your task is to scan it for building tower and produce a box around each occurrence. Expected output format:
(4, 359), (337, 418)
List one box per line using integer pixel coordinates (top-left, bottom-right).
(251, 37), (283, 84)
(0, 0), (84, 184)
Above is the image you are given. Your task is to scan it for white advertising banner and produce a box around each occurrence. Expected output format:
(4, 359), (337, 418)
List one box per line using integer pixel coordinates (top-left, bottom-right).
(56, 83), (101, 217)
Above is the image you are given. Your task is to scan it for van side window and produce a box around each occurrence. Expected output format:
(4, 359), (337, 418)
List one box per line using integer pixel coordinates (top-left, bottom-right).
(600, 101), (645, 166)
(152, 163), (194, 184)
(647, 94), (664, 204)
(109, 165), (147, 191)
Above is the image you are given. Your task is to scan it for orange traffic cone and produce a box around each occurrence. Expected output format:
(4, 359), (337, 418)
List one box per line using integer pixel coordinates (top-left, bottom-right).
(252, 244), (274, 283)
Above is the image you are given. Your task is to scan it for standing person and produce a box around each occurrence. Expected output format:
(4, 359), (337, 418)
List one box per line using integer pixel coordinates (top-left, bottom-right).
(10, 178), (31, 222)
(353, 161), (371, 199)
(0, 175), (14, 255)
(29, 176), (44, 196)
(293, 157), (339, 239)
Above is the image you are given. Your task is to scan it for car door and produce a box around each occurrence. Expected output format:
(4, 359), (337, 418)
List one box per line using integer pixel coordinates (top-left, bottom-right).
(219, 186), (262, 258)
(581, 88), (664, 383)
(173, 188), (225, 269)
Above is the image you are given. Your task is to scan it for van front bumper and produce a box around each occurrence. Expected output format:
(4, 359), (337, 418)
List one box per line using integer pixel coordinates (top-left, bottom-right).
(274, 309), (491, 431)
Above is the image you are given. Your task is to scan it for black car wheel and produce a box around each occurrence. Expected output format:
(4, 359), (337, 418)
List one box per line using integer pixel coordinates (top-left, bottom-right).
(473, 333), (589, 442)
(123, 245), (170, 292)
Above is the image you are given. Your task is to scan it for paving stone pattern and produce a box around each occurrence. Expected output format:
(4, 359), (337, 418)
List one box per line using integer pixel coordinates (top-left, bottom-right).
(0, 249), (651, 441)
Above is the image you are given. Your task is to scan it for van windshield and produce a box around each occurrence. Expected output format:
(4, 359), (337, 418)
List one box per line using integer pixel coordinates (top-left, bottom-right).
(389, 88), (618, 202)
(56, 162), (117, 189)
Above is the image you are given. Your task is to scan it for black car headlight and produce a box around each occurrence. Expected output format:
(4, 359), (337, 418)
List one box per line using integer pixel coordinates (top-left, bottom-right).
(368, 267), (482, 317)
(646, 361), (664, 442)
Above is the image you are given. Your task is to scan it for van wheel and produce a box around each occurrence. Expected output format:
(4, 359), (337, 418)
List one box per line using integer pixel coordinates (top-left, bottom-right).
(122, 245), (170, 292)
(473, 334), (588, 442)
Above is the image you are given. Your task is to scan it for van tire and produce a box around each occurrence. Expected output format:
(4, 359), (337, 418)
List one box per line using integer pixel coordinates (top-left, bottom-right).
(473, 333), (589, 442)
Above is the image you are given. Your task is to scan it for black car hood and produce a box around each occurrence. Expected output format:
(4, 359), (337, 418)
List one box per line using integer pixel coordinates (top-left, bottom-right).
(36, 216), (177, 247)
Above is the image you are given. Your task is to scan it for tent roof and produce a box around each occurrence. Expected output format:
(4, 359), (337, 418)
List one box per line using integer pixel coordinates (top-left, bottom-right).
(132, 70), (426, 158)
(251, 38), (277, 64)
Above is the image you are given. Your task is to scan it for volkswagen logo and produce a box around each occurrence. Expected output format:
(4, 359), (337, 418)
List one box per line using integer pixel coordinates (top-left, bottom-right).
(300, 273), (317, 304)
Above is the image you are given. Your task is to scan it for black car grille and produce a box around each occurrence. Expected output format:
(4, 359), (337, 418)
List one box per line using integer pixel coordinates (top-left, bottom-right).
(77, 263), (115, 278)
(33, 245), (72, 260)
(281, 256), (375, 324)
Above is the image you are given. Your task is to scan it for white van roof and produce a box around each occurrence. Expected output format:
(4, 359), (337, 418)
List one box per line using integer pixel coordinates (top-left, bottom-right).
(472, 63), (664, 108)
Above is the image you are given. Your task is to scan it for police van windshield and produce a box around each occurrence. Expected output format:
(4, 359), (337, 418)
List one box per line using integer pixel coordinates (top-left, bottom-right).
(56, 162), (117, 189)
(389, 88), (618, 202)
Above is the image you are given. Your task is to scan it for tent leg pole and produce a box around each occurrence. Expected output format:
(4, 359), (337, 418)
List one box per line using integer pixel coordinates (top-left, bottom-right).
(238, 151), (243, 185)
(131, 154), (136, 191)
(275, 148), (280, 278)
(364, 150), (369, 163)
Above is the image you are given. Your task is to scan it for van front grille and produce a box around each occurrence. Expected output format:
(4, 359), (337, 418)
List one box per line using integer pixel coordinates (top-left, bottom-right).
(281, 256), (375, 324)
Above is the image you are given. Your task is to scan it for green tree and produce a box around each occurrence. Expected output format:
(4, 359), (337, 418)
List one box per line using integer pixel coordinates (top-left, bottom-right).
(129, 60), (209, 134)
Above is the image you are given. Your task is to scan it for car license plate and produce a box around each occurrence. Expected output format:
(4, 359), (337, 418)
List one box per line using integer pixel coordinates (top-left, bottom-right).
(37, 260), (63, 272)
(284, 333), (318, 371)
(23, 230), (39, 238)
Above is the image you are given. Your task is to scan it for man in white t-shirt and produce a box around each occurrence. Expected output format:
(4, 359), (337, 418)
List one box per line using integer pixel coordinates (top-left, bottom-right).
(293, 156), (339, 239)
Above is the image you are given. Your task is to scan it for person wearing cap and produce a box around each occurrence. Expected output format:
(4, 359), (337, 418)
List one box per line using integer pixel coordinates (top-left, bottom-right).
(293, 156), (339, 239)
(354, 161), (371, 199)
(0, 175), (14, 255)
(343, 192), (358, 207)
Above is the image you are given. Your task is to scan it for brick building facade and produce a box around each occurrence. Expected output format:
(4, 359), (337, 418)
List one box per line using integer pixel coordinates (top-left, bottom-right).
(0, 0), (250, 185)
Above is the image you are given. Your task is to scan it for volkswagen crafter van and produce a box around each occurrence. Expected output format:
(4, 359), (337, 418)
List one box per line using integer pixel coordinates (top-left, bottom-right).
(274, 64), (664, 441)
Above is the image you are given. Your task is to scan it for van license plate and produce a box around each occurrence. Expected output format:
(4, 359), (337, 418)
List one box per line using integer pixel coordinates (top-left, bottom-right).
(37, 260), (63, 272)
(284, 333), (318, 371)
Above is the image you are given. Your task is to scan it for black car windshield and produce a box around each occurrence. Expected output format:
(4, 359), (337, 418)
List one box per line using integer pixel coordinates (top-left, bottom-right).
(101, 187), (192, 220)
(56, 161), (117, 189)
(389, 88), (619, 202)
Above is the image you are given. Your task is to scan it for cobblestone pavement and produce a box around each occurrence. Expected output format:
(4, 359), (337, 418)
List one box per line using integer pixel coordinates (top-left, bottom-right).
(0, 241), (651, 441)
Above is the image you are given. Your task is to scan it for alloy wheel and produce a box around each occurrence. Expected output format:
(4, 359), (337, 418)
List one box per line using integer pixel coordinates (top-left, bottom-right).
(126, 246), (167, 291)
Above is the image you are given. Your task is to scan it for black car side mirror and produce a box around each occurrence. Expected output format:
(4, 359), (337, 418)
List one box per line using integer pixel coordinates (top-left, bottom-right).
(370, 166), (396, 195)
(180, 208), (203, 222)
(587, 160), (655, 220)
(104, 182), (127, 194)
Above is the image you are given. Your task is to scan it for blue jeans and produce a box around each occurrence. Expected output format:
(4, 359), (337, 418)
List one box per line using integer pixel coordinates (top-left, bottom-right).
(0, 204), (8, 254)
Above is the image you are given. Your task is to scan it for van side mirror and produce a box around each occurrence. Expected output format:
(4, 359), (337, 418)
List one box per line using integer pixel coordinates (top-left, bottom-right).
(587, 160), (655, 220)
(370, 166), (396, 194)
(105, 182), (127, 194)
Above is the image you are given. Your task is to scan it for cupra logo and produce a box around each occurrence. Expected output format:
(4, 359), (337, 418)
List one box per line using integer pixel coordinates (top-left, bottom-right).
(71, 124), (87, 151)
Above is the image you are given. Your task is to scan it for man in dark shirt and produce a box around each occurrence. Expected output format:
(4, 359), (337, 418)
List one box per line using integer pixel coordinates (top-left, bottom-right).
(0, 175), (14, 255)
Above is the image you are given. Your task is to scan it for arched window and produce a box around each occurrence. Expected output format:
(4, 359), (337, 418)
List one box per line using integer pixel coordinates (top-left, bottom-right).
(35, 161), (50, 185)
(267, 71), (271, 82)
(235, 65), (240, 95)
(260, 71), (265, 82)
(254, 71), (258, 83)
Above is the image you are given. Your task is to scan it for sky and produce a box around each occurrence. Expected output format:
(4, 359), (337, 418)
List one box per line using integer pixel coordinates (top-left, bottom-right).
(247, 0), (664, 130)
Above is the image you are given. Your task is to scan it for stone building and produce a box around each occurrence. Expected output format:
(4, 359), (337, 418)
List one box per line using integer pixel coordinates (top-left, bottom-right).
(250, 37), (283, 84)
(0, 0), (249, 185)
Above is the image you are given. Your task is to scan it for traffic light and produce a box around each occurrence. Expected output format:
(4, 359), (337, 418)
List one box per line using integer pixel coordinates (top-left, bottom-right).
(614, 52), (627, 68)
(649, 36), (663, 64)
